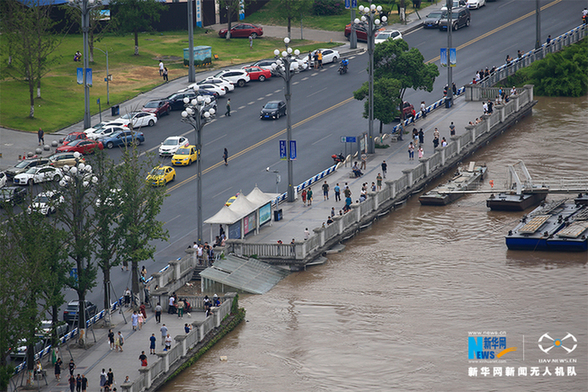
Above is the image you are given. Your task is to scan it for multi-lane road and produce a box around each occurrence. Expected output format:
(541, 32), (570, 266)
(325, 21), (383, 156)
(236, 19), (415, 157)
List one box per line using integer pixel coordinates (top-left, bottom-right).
(69, 0), (585, 308)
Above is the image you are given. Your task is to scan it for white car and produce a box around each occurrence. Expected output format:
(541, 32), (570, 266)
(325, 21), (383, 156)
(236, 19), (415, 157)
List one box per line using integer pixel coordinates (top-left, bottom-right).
(375, 30), (403, 44)
(27, 190), (64, 215)
(202, 77), (234, 92)
(116, 112), (158, 128)
(311, 49), (340, 66)
(13, 166), (62, 186)
(212, 69), (250, 87)
(188, 82), (226, 97)
(467, 0), (485, 9)
(85, 125), (127, 140)
(0, 171), (6, 188)
(159, 136), (189, 157)
(83, 122), (110, 135)
(95, 188), (123, 207)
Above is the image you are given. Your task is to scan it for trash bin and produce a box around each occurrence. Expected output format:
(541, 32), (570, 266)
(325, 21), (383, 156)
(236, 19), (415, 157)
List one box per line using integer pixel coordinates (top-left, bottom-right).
(111, 105), (120, 116)
(274, 209), (283, 222)
(445, 97), (452, 109)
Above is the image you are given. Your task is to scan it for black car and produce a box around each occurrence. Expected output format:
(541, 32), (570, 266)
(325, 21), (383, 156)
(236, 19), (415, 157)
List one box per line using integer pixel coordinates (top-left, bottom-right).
(439, 7), (471, 30)
(0, 186), (27, 207)
(260, 101), (287, 120)
(423, 10), (443, 29)
(5, 158), (50, 180)
(63, 300), (98, 324)
(166, 91), (198, 111)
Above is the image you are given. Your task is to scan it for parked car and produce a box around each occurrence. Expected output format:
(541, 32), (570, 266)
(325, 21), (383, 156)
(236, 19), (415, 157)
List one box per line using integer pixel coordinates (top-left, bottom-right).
(98, 130), (145, 149)
(56, 139), (103, 154)
(38, 320), (70, 339)
(467, 0), (486, 9)
(0, 171), (6, 188)
(146, 166), (176, 186)
(13, 166), (62, 186)
(83, 122), (110, 135)
(0, 186), (27, 207)
(142, 99), (171, 118)
(249, 59), (275, 72)
(85, 125), (126, 140)
(5, 158), (50, 180)
(423, 10), (444, 29)
(374, 29), (402, 44)
(439, 7), (471, 30)
(218, 23), (263, 38)
(27, 190), (64, 216)
(344, 22), (386, 42)
(116, 112), (158, 128)
(63, 300), (98, 324)
(10, 338), (47, 360)
(60, 131), (87, 145)
(201, 77), (234, 93)
(260, 100), (287, 120)
(243, 66), (272, 82)
(159, 136), (189, 157)
(441, 0), (467, 10)
(171, 145), (198, 166)
(48, 152), (85, 168)
(310, 49), (340, 66)
(166, 92), (196, 111)
(188, 82), (225, 97)
(212, 69), (250, 87)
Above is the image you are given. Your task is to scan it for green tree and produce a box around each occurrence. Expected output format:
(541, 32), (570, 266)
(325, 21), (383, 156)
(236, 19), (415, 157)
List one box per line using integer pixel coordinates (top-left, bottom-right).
(274, 0), (312, 39)
(62, 4), (113, 62)
(219, 0), (242, 40)
(354, 77), (403, 133)
(118, 146), (168, 307)
(110, 0), (165, 55)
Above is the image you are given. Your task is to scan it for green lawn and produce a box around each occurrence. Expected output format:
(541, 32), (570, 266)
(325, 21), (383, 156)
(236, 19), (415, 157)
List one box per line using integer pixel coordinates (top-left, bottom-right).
(0, 29), (337, 133)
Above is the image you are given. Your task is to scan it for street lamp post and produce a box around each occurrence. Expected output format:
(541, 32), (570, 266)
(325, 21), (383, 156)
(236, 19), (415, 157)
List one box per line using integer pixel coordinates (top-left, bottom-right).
(69, 0), (100, 129)
(266, 168), (281, 193)
(355, 3), (387, 155)
(94, 47), (110, 105)
(181, 93), (216, 244)
(271, 37), (300, 203)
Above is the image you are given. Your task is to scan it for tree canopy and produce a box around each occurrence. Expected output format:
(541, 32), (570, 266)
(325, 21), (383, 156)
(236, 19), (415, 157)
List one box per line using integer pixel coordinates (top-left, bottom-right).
(111, 0), (165, 55)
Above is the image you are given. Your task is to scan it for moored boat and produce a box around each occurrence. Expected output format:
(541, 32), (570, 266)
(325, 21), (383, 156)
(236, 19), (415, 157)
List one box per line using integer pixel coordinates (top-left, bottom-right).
(419, 162), (487, 206)
(486, 190), (548, 211)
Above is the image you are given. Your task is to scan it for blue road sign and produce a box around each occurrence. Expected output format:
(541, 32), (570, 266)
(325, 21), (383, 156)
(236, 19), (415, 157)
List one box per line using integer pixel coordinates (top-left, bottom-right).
(290, 140), (296, 160)
(345, 0), (350, 9)
(279, 140), (287, 160)
(341, 136), (357, 143)
(352, 0), (357, 7)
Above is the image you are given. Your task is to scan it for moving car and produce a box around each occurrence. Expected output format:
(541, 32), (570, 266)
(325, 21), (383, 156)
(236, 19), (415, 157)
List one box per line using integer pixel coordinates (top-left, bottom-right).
(466, 0), (485, 9)
(159, 136), (189, 157)
(85, 125), (126, 140)
(310, 49), (340, 66)
(260, 100), (287, 120)
(243, 66), (272, 82)
(5, 158), (50, 180)
(27, 190), (64, 215)
(98, 130), (145, 149)
(212, 69), (250, 87)
(60, 131), (87, 145)
(439, 7), (471, 30)
(218, 23), (263, 38)
(56, 139), (103, 154)
(142, 100), (171, 118)
(225, 194), (238, 206)
(0, 186), (27, 207)
(146, 166), (176, 186)
(48, 152), (85, 168)
(171, 145), (198, 166)
(13, 166), (62, 186)
(63, 300), (98, 324)
(423, 10), (444, 29)
(374, 30), (402, 44)
(116, 112), (157, 128)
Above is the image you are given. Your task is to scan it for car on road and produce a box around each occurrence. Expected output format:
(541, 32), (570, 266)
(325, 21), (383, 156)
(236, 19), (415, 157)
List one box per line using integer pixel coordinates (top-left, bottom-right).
(117, 112), (158, 128)
(225, 193), (239, 206)
(39, 320), (70, 339)
(159, 136), (189, 157)
(399, 101), (416, 119)
(344, 22), (386, 42)
(5, 158), (51, 180)
(188, 82), (226, 97)
(10, 338), (47, 360)
(0, 186), (27, 207)
(56, 139), (104, 155)
(13, 166), (62, 186)
(467, 0), (485, 9)
(201, 77), (235, 93)
(146, 166), (176, 186)
(171, 145), (198, 166)
(212, 69), (250, 87)
(63, 300), (98, 324)
(166, 92), (196, 111)
(98, 130), (145, 149)
(423, 10), (444, 29)
(310, 49), (340, 66)
(243, 65), (272, 82)
(374, 29), (402, 44)
(0, 171), (6, 188)
(441, 0), (467, 10)
(27, 190), (64, 216)
(85, 125), (127, 140)
(249, 59), (275, 72)
(83, 122), (110, 135)
(60, 131), (87, 146)
(48, 152), (85, 168)
(142, 99), (171, 118)
(260, 100), (287, 120)
(439, 7), (471, 30)
(218, 23), (263, 38)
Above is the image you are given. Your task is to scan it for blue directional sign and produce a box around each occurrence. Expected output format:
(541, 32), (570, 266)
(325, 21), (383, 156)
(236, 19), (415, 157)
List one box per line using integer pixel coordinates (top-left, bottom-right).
(345, 0), (350, 9)
(279, 140), (287, 160)
(341, 136), (357, 143)
(352, 0), (357, 7)
(77, 68), (83, 84)
(289, 140), (297, 160)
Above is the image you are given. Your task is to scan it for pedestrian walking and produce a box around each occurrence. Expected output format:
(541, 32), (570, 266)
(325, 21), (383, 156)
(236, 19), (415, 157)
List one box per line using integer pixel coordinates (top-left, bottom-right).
(225, 99), (231, 116)
(140, 302), (147, 322)
(177, 298), (185, 318)
(158, 60), (164, 76)
(449, 122), (456, 136)
(408, 142), (415, 160)
(139, 351), (148, 367)
(69, 375), (76, 392)
(376, 173), (382, 191)
(418, 146), (424, 159)
(249, 34), (253, 49)
(163, 67), (168, 82)
(131, 311), (138, 331)
(307, 187), (313, 206)
(76, 374), (81, 392)
(108, 329), (114, 350)
(418, 128), (424, 145)
(137, 311), (144, 330)
(421, 101), (427, 118)
(360, 152), (367, 170)
(155, 303), (162, 323)
(301, 188), (307, 206)
(54, 358), (62, 381)
(164, 334), (172, 351)
(322, 181), (329, 200)
(223, 148), (228, 166)
(150, 333), (156, 354)
(381, 160), (387, 179)
(334, 183), (341, 202)
(68, 359), (76, 376)
(117, 331), (124, 352)
(107, 369), (114, 386)
(38, 128), (44, 146)
(100, 369), (107, 392)
(160, 324), (168, 346)
(81, 375), (87, 392)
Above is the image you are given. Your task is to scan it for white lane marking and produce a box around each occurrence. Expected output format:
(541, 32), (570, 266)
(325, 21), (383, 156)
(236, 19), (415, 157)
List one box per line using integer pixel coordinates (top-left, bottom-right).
(257, 97), (264, 100)
(311, 133), (333, 146)
(307, 87), (328, 97)
(164, 214), (182, 226)
(265, 93), (273, 97)
(301, 77), (309, 81)
(248, 101), (256, 105)
(205, 133), (227, 146)
(293, 81), (299, 85)
(213, 186), (234, 198)
(238, 105), (246, 109)
(274, 90), (282, 93)
(311, 72), (319, 76)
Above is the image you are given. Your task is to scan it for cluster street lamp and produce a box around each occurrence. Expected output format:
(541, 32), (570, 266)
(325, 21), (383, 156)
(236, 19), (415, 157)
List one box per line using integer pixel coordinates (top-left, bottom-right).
(355, 3), (387, 154)
(271, 37), (300, 202)
(181, 93), (216, 244)
(68, 0), (101, 129)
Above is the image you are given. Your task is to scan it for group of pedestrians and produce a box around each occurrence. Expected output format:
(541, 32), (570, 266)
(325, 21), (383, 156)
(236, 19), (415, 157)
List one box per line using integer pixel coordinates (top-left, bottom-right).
(108, 329), (125, 352)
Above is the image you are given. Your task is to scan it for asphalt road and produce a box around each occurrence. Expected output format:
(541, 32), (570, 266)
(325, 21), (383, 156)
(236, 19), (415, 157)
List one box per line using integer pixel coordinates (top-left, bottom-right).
(51, 0), (585, 309)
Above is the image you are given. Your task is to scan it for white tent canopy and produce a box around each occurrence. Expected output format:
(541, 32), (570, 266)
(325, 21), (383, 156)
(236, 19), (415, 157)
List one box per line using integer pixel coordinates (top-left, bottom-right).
(204, 205), (241, 225)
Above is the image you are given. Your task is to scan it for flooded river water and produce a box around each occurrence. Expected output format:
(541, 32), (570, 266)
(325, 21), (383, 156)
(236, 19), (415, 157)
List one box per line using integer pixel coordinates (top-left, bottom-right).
(161, 96), (587, 391)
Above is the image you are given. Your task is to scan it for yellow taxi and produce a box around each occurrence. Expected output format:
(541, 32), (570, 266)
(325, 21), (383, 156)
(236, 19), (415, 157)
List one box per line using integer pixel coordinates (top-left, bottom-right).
(225, 193), (239, 206)
(146, 165), (176, 186)
(171, 145), (198, 166)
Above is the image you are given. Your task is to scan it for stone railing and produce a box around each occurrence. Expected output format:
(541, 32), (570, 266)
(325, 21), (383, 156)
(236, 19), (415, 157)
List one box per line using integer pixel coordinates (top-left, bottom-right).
(225, 85), (536, 263)
(120, 293), (236, 392)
